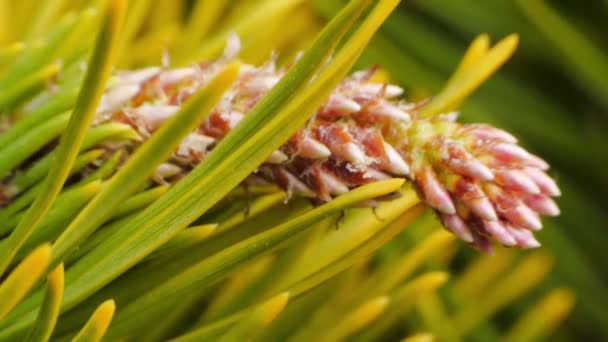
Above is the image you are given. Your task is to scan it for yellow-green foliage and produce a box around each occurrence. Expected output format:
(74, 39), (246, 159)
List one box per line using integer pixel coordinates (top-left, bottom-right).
(0, 0), (599, 340)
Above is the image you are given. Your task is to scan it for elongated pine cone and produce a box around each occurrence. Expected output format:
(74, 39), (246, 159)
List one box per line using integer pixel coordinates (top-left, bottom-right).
(23, 52), (560, 252)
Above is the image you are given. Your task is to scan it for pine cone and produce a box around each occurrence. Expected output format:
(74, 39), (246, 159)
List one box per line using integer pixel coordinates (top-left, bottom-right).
(91, 57), (560, 252)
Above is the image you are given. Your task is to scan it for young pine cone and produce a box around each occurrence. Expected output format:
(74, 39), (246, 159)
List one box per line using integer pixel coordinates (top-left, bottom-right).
(93, 56), (560, 252)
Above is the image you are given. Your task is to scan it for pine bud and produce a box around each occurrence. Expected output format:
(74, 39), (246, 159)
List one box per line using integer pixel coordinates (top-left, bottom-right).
(66, 56), (563, 252)
(407, 117), (559, 252)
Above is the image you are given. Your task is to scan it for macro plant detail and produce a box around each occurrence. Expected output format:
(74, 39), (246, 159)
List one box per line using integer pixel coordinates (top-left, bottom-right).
(87, 42), (560, 253)
(0, 0), (604, 340)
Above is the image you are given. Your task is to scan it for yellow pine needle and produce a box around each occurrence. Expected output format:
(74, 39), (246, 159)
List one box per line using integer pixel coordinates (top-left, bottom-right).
(338, 260), (373, 305)
(203, 255), (276, 322)
(323, 296), (390, 341)
(183, 0), (305, 64)
(416, 293), (459, 342)
(273, 6), (318, 41)
(185, 0), (230, 41)
(0, 244), (51, 320)
(453, 248), (518, 301)
(371, 229), (455, 294)
(452, 251), (553, 334)
(78, 150), (123, 184)
(356, 272), (449, 342)
(369, 68), (391, 83)
(287, 188), (419, 284)
(140, 299), (198, 341)
(217, 192), (286, 232)
(0, 42), (25, 68)
(289, 259), (371, 339)
(101, 180), (404, 338)
(221, 0), (265, 29)
(63, 5), (117, 61)
(146, 0), (182, 31)
(24, 264), (64, 342)
(71, 299), (116, 342)
(349, 296), (391, 325)
(143, 224), (218, 263)
(126, 23), (179, 66)
(0, 0), (11, 44)
(172, 0), (231, 62)
(451, 34), (490, 79)
(239, 19), (289, 65)
(239, 6), (318, 65)
(286, 200), (424, 300)
(24, 0), (69, 42)
(165, 293), (290, 342)
(157, 224), (217, 251)
(216, 292), (290, 342)
(261, 218), (332, 295)
(397, 272), (450, 302)
(52, 9), (105, 63)
(257, 292), (290, 326)
(441, 33), (490, 110)
(116, 0), (154, 66)
(401, 333), (435, 342)
(226, 185), (282, 199)
(420, 34), (519, 118)
(0, 63), (60, 109)
(279, 25), (321, 65)
(504, 288), (576, 342)
(0, 0), (127, 276)
(3, 1), (23, 41)
(184, 225), (218, 239)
